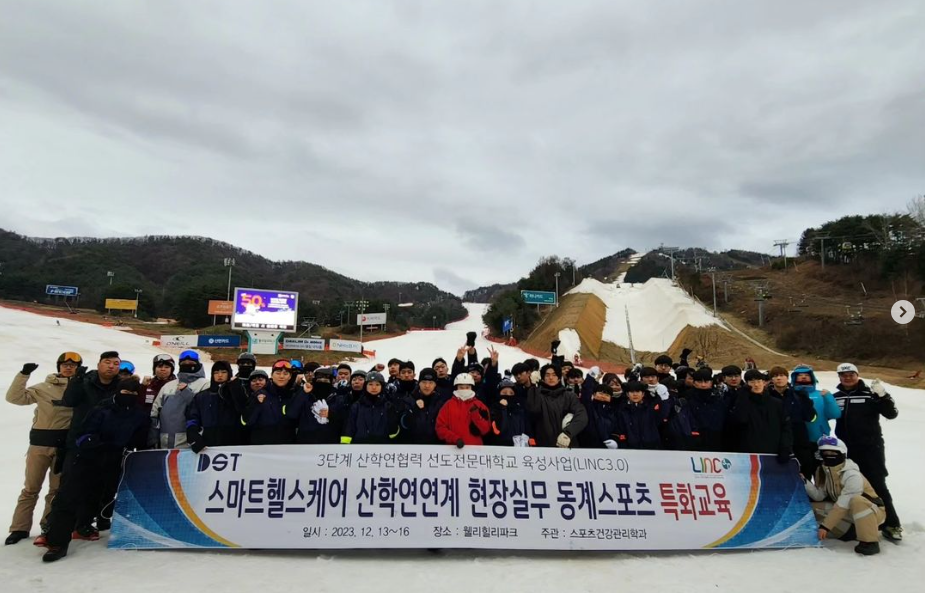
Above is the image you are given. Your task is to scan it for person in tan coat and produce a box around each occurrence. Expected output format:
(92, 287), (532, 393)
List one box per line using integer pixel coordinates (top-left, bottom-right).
(805, 435), (886, 555)
(4, 352), (80, 546)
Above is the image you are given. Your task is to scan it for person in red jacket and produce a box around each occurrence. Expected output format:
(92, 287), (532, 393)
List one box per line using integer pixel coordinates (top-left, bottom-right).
(436, 373), (490, 448)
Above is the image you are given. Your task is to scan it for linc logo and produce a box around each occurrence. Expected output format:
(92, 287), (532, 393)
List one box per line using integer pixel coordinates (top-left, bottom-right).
(690, 456), (732, 474)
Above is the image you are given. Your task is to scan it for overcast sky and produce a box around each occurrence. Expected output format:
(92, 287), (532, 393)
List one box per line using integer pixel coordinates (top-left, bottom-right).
(1, 1), (923, 295)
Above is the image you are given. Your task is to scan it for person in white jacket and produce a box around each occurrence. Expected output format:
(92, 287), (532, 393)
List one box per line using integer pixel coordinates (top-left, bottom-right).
(804, 435), (886, 555)
(149, 350), (208, 448)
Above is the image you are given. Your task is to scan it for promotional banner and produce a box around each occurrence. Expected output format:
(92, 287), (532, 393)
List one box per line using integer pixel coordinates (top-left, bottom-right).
(329, 339), (362, 353)
(160, 335), (199, 349)
(197, 335), (241, 348)
(232, 288), (299, 332)
(521, 290), (557, 305)
(208, 300), (234, 316)
(357, 313), (387, 326)
(283, 338), (326, 351)
(106, 298), (138, 310)
(45, 285), (79, 297)
(109, 446), (817, 551)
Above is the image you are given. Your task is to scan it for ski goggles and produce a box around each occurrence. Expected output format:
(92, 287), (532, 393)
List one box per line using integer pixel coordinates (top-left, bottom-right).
(272, 360), (293, 370)
(154, 354), (175, 366)
(119, 361), (136, 373)
(57, 352), (83, 365)
(179, 350), (200, 363)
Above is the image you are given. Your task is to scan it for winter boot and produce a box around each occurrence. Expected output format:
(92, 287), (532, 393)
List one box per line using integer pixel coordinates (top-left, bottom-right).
(42, 546), (68, 563)
(96, 517), (111, 531)
(71, 525), (100, 541)
(854, 541), (880, 556)
(837, 525), (857, 542)
(33, 533), (48, 547)
(4, 531), (29, 545)
(882, 526), (903, 543)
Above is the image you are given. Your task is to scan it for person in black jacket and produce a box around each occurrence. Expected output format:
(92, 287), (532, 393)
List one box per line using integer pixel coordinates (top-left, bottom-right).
(400, 368), (449, 444)
(489, 379), (533, 446)
(525, 364), (588, 448)
(185, 361), (245, 452)
(579, 380), (619, 449)
(286, 369), (345, 444)
(53, 351), (122, 539)
(243, 370), (288, 445)
(730, 370), (792, 462)
(767, 366), (816, 476)
(341, 372), (401, 444)
(832, 362), (902, 541)
(42, 377), (149, 562)
(614, 381), (669, 450)
(685, 368), (733, 452)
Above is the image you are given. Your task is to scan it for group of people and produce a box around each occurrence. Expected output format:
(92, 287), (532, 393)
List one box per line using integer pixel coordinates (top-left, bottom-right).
(4, 333), (903, 561)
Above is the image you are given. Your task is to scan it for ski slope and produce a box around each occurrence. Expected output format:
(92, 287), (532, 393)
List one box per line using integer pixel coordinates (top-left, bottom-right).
(567, 278), (725, 352)
(0, 304), (922, 592)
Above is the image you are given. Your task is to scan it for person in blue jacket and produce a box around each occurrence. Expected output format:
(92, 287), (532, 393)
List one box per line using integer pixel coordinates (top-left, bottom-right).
(614, 381), (669, 450)
(791, 364), (841, 446)
(185, 361), (245, 452)
(341, 372), (401, 444)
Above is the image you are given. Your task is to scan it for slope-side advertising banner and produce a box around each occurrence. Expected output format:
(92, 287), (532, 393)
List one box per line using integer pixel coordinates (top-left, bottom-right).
(232, 288), (298, 332)
(110, 446), (817, 551)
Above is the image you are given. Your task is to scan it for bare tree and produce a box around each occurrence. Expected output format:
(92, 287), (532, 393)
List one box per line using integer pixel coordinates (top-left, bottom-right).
(908, 195), (925, 227)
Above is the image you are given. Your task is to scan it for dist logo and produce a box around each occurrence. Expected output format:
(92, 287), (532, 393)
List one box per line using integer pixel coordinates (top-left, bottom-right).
(690, 457), (732, 475)
(208, 338), (215, 345)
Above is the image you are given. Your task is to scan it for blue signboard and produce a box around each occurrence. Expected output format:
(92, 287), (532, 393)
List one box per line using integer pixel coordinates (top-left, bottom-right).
(502, 317), (513, 333)
(520, 290), (557, 305)
(197, 335), (242, 348)
(46, 285), (79, 297)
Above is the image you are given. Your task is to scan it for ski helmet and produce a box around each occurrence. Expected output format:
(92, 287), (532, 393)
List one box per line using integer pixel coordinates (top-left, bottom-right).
(153, 353), (175, 373)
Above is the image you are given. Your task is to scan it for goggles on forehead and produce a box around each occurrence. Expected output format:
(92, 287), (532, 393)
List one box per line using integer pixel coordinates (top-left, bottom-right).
(272, 360), (293, 370)
(58, 352), (82, 365)
(154, 354), (174, 364)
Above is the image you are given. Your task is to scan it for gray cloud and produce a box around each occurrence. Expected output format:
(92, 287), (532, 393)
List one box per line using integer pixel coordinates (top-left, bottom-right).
(1, 0), (923, 295)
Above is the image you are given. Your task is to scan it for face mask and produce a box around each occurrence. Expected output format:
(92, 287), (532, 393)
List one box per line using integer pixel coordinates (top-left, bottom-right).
(454, 389), (475, 401)
(822, 452), (846, 467)
(115, 393), (136, 408)
(238, 364), (255, 379)
(312, 382), (333, 398)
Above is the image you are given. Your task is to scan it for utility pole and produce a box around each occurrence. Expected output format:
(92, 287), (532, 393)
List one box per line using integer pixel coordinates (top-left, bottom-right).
(107, 271), (114, 286)
(814, 236), (830, 271)
(356, 300), (369, 345)
(659, 245), (680, 282)
(710, 270), (717, 317)
(344, 301), (355, 328)
(754, 288), (767, 328)
(773, 240), (790, 270)
(554, 272), (561, 307)
(133, 289), (142, 319)
(221, 257), (236, 325)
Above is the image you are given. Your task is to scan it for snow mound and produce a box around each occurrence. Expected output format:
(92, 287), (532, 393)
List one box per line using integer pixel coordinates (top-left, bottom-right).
(566, 278), (724, 352)
(556, 328), (582, 361)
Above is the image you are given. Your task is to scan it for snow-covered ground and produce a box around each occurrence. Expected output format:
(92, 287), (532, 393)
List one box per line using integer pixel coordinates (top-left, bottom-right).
(0, 304), (922, 592)
(567, 278), (725, 352)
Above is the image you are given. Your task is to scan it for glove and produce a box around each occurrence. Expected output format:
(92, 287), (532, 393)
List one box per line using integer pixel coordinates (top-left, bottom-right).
(466, 331), (477, 347)
(603, 439), (619, 450)
(311, 399), (330, 425)
(870, 379), (886, 398)
(336, 379), (348, 389)
(75, 365), (88, 379)
(21, 363), (38, 375)
(589, 366), (601, 379)
(530, 370), (541, 385)
(551, 339), (561, 354)
(52, 448), (66, 474)
(186, 426), (206, 453)
(561, 413), (574, 430)
(556, 433), (571, 448)
(512, 434), (530, 448)
(455, 438), (465, 449)
(655, 384), (670, 401)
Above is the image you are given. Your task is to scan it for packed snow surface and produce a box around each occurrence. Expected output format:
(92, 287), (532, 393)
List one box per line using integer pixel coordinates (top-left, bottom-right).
(567, 277), (724, 352)
(0, 304), (923, 592)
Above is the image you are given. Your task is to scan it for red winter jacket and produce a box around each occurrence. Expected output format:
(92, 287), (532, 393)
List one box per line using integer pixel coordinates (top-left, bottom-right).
(436, 396), (491, 446)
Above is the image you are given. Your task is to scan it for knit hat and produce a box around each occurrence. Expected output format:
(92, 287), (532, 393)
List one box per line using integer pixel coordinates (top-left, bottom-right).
(744, 369), (768, 382)
(365, 371), (386, 385)
(418, 368), (438, 383)
(249, 369), (269, 382)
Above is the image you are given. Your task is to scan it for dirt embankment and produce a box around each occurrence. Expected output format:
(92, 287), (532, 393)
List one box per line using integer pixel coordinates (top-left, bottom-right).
(522, 293), (607, 358)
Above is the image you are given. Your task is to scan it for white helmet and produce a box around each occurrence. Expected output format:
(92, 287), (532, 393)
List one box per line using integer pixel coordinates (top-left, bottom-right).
(454, 373), (475, 387)
(836, 362), (859, 374)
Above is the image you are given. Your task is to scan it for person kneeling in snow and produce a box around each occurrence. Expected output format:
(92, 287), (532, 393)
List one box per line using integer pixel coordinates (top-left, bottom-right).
(805, 436), (886, 556)
(436, 373), (491, 448)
